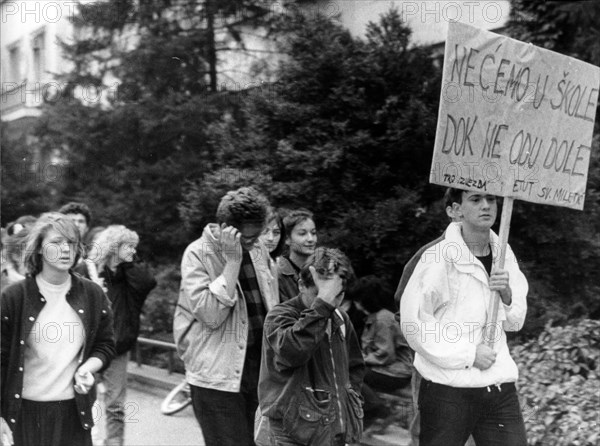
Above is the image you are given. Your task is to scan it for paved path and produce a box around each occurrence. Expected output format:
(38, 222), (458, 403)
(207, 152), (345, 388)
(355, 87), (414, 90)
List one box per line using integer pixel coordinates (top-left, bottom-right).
(96, 363), (411, 446)
(93, 380), (204, 446)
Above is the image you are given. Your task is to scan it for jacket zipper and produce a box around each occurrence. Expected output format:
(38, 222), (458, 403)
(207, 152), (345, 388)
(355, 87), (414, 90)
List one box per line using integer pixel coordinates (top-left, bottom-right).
(328, 319), (344, 434)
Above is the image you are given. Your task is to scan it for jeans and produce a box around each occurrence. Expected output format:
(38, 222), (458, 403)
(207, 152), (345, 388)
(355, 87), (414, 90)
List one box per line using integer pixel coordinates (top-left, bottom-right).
(364, 368), (410, 393)
(103, 352), (128, 446)
(419, 380), (527, 446)
(190, 385), (258, 446)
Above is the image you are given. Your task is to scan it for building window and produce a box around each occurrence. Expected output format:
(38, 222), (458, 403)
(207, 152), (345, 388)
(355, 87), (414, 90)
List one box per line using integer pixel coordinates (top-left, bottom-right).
(32, 30), (46, 81)
(8, 43), (21, 83)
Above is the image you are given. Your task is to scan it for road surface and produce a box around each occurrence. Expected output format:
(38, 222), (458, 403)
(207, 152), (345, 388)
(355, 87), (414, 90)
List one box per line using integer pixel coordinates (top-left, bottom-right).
(92, 380), (204, 446)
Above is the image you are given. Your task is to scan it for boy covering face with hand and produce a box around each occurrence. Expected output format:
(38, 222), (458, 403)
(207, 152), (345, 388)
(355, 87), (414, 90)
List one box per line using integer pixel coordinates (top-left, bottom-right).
(258, 247), (365, 446)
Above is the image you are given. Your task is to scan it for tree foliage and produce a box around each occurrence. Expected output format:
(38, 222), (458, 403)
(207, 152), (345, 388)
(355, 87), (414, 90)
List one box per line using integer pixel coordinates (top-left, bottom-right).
(506, 0), (600, 330)
(3, 1), (598, 334)
(36, 0), (275, 258)
(0, 123), (60, 223)
(513, 319), (600, 445)
(179, 9), (444, 280)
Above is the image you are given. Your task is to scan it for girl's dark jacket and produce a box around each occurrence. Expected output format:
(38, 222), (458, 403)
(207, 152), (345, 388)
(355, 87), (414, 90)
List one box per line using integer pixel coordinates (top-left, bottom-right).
(1, 273), (116, 430)
(76, 261), (156, 355)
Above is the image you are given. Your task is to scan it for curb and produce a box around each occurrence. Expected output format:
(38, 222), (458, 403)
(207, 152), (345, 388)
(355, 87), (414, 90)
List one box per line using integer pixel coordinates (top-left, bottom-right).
(127, 361), (184, 392)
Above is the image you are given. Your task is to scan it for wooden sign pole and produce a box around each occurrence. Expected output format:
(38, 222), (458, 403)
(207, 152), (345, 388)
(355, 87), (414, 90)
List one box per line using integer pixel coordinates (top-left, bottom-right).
(484, 197), (514, 348)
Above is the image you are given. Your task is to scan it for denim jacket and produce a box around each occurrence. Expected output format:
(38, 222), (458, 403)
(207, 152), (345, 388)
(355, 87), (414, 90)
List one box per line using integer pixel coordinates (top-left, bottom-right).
(258, 296), (366, 445)
(173, 224), (279, 392)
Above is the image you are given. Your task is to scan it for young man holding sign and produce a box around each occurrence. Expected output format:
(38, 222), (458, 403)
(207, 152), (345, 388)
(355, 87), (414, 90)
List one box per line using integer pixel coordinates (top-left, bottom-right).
(400, 188), (528, 446)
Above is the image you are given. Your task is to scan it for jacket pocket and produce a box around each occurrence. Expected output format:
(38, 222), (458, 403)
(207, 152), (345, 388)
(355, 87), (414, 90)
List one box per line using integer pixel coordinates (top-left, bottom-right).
(345, 387), (364, 443)
(282, 388), (331, 445)
(282, 404), (321, 445)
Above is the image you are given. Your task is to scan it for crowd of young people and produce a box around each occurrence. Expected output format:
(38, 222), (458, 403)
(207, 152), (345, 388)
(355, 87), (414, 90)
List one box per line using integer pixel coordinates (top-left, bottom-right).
(2, 185), (529, 446)
(1, 203), (155, 446)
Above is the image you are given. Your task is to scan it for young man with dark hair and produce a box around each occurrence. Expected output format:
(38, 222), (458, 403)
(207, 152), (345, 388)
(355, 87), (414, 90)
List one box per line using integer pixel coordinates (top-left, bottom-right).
(400, 188), (528, 446)
(58, 202), (92, 238)
(173, 187), (279, 446)
(258, 247), (365, 446)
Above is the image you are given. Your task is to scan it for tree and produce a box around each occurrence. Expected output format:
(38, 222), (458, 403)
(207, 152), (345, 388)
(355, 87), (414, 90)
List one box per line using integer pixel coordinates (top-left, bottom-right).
(38, 0), (278, 258)
(506, 0), (600, 330)
(1, 123), (60, 223)
(181, 9), (444, 282)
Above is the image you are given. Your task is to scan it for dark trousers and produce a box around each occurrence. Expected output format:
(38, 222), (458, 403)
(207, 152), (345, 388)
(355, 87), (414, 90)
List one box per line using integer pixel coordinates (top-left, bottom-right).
(419, 380), (527, 446)
(268, 419), (345, 446)
(362, 367), (411, 417)
(364, 368), (410, 393)
(13, 399), (92, 446)
(190, 385), (258, 446)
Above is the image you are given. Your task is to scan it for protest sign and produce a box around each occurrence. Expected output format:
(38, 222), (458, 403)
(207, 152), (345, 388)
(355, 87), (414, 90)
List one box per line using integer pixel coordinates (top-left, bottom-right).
(430, 21), (599, 210)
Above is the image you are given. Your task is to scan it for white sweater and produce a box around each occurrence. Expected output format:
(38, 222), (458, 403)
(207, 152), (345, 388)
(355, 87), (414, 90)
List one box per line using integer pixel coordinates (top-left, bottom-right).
(23, 276), (85, 401)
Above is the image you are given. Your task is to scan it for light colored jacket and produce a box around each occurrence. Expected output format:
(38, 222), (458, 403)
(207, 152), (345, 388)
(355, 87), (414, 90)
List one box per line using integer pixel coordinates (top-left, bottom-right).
(400, 222), (527, 388)
(173, 224), (279, 392)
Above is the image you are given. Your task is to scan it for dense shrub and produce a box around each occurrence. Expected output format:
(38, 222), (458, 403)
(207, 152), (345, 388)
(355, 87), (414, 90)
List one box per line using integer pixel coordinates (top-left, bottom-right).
(512, 319), (600, 446)
(139, 264), (181, 337)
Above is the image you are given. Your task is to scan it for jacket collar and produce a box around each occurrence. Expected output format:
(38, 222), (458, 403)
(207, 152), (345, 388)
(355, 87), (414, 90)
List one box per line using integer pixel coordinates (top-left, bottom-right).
(202, 223), (227, 265)
(24, 272), (88, 320)
(277, 256), (297, 277)
(443, 222), (500, 281)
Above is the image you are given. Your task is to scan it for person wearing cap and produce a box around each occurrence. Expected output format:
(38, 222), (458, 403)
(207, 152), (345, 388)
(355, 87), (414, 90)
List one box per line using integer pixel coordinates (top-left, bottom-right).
(258, 247), (365, 446)
(400, 188), (528, 446)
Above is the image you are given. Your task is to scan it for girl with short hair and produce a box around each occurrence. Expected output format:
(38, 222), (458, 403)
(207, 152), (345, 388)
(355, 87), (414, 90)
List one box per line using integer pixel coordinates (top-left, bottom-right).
(1, 212), (115, 446)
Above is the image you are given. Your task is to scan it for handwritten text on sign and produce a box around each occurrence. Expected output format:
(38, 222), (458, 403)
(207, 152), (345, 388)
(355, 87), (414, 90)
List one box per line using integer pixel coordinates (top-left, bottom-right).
(430, 22), (599, 210)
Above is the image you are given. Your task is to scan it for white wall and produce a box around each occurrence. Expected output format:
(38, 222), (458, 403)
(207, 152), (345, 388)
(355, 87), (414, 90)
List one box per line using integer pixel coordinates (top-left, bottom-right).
(311, 0), (510, 44)
(0, 1), (83, 84)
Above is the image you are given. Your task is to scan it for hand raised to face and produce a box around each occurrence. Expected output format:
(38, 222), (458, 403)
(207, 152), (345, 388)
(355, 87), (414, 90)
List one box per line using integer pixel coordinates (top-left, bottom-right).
(309, 261), (345, 308)
(220, 223), (243, 264)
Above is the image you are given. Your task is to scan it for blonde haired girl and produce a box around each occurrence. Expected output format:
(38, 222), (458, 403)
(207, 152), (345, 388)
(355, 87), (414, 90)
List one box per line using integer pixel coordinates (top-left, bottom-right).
(76, 224), (155, 446)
